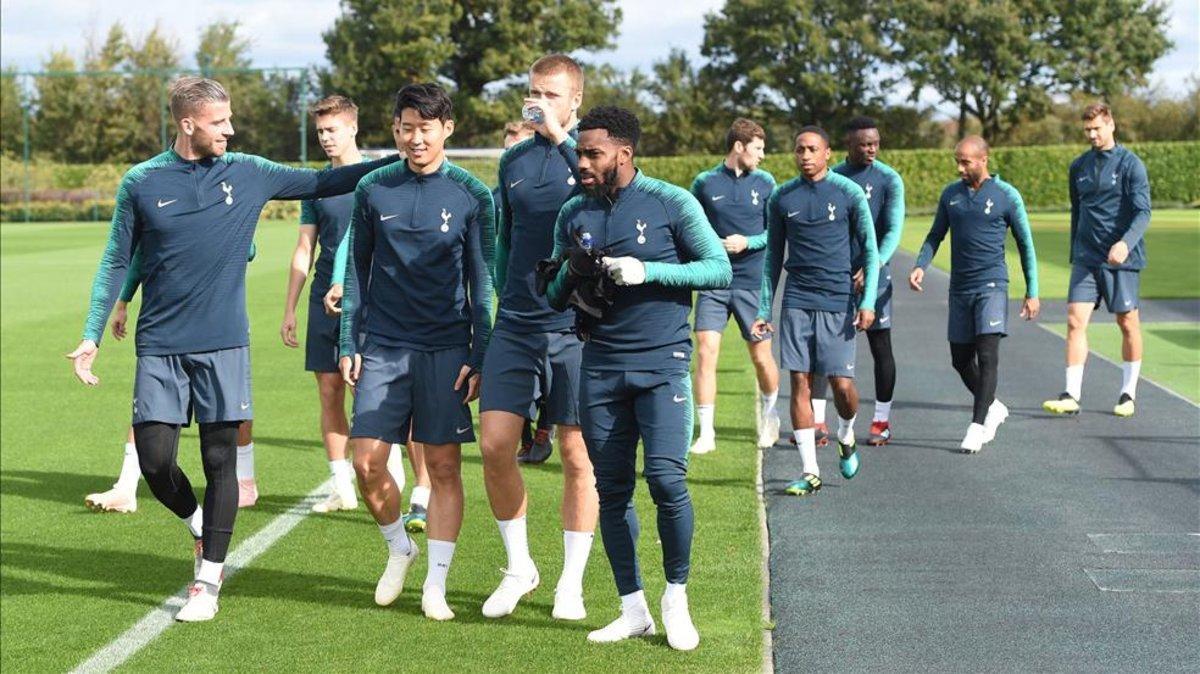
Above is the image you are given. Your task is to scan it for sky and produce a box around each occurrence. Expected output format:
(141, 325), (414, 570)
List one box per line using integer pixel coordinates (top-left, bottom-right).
(2, 0), (1196, 108)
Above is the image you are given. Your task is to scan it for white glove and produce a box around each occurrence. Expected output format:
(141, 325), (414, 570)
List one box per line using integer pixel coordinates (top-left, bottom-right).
(601, 256), (646, 286)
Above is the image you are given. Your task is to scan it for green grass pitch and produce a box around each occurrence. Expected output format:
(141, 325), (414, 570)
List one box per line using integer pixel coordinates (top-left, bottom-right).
(0, 221), (766, 672)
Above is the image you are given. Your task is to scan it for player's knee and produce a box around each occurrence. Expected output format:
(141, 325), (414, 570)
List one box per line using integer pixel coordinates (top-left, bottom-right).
(352, 450), (385, 483)
(425, 455), (461, 485)
(645, 471), (687, 508)
(316, 377), (344, 406)
(561, 449), (594, 486)
(1116, 311), (1140, 333)
(595, 477), (635, 505)
(1066, 312), (1089, 333)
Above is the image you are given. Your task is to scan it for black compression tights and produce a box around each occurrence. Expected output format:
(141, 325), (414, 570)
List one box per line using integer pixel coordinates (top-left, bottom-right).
(950, 334), (1001, 424)
(866, 329), (896, 403)
(133, 421), (241, 563)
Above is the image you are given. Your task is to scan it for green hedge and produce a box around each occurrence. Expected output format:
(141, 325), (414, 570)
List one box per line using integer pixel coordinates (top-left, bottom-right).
(3, 142), (1195, 222)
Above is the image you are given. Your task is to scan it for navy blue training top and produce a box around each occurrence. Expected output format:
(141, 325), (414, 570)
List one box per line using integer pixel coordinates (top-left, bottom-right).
(690, 163), (776, 290)
(1069, 144), (1151, 271)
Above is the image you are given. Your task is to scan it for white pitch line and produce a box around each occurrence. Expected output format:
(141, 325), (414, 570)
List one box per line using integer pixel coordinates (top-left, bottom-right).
(71, 480), (332, 674)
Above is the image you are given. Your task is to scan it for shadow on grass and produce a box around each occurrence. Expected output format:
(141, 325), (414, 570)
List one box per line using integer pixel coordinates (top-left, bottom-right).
(1, 470), (126, 509)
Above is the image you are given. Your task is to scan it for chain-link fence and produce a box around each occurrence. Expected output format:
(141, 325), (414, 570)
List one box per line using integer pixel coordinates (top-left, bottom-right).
(1, 67), (313, 222)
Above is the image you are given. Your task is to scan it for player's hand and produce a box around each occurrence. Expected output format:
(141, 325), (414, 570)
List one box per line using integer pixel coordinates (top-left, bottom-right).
(908, 268), (925, 292)
(751, 319), (774, 339)
(280, 313), (299, 348)
(602, 256), (646, 286)
(1107, 240), (1129, 266)
(454, 365), (480, 404)
(854, 309), (876, 331)
(525, 96), (567, 145)
(111, 301), (129, 340)
(339, 354), (361, 388)
(852, 268), (865, 294)
(722, 234), (748, 254)
(66, 339), (100, 386)
(1021, 297), (1041, 321)
(324, 284), (344, 316)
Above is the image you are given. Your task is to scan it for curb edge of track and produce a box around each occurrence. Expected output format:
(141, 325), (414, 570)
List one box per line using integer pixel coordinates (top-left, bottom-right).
(756, 444), (775, 674)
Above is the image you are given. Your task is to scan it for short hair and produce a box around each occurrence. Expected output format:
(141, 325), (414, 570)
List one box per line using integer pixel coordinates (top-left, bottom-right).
(578, 106), (641, 150)
(169, 76), (229, 121)
(843, 116), (878, 134)
(309, 95), (358, 120)
(1081, 103), (1112, 121)
(393, 83), (453, 122)
(956, 135), (990, 155)
(504, 120), (537, 136)
(795, 125), (831, 148)
(725, 118), (765, 152)
(530, 53), (585, 91)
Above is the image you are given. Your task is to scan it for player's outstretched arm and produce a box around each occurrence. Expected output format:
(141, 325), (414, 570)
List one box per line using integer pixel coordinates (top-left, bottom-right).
(254, 153), (401, 201)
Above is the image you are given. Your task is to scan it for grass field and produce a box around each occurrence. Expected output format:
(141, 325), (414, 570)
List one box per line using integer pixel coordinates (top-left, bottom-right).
(898, 209), (1200, 299)
(1042, 321), (1200, 403)
(0, 222), (765, 672)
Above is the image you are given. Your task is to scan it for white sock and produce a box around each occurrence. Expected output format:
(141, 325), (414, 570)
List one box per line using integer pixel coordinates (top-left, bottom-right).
(1120, 360), (1141, 399)
(872, 400), (892, 423)
(496, 516), (536, 575)
(760, 389), (779, 418)
(387, 446), (406, 494)
(559, 530), (594, 594)
(837, 415), (857, 445)
(183, 506), (203, 539)
(812, 399), (827, 424)
(620, 589), (649, 615)
(663, 581), (687, 603)
(424, 539), (456, 591)
(196, 559), (223, 586)
(793, 428), (818, 476)
(235, 443), (255, 481)
(410, 485), (431, 509)
(378, 516), (411, 556)
(329, 459), (352, 481)
(1065, 364), (1084, 400)
(116, 442), (140, 492)
(696, 404), (715, 438)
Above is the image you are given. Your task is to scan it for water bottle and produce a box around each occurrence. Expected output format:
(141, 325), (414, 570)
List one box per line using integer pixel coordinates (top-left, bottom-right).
(522, 103), (544, 125)
(580, 232), (593, 252)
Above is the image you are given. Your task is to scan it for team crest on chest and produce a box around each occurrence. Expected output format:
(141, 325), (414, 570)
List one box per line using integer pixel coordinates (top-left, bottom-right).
(827, 202), (836, 221)
(751, 189), (760, 205)
(984, 198), (994, 215)
(1111, 171), (1119, 185)
(864, 183), (873, 200)
(440, 208), (452, 232)
(635, 219), (647, 244)
(221, 181), (234, 205)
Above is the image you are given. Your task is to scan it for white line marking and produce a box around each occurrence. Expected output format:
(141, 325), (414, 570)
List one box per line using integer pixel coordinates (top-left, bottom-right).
(71, 480), (332, 674)
(756, 444), (774, 673)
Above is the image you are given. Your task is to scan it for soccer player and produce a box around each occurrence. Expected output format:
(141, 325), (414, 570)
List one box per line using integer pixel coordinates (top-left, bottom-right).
(67, 76), (400, 622)
(338, 83), (494, 621)
(1042, 103), (1151, 417)
(909, 136), (1039, 452)
(689, 118), (781, 452)
(495, 120), (556, 466)
(829, 116), (905, 445)
(752, 126), (878, 497)
(280, 95), (418, 518)
(478, 54), (597, 621)
(547, 106), (731, 650)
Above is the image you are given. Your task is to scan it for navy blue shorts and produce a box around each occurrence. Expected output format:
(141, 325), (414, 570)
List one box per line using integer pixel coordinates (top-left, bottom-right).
(479, 326), (582, 425)
(1068, 264), (1140, 314)
(779, 308), (857, 377)
(947, 289), (1008, 344)
(304, 297), (340, 373)
(694, 288), (768, 342)
(864, 271), (893, 333)
(133, 346), (252, 425)
(350, 341), (474, 445)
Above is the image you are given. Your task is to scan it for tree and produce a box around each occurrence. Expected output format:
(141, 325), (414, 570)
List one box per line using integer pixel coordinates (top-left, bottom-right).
(322, 0), (621, 146)
(643, 50), (726, 156)
(0, 69), (25, 158)
(701, 0), (895, 129)
(123, 23), (182, 159)
(893, 0), (1172, 141)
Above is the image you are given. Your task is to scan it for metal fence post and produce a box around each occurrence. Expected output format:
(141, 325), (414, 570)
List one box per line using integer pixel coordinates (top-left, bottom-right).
(22, 101), (30, 223)
(299, 71), (309, 163)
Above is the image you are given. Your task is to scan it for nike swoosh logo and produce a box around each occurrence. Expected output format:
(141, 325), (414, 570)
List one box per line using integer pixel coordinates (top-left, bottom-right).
(240, 402), (250, 410)
(456, 426), (471, 434)
(949, 199), (962, 206)
(1124, 300), (1131, 306)
(846, 364), (855, 370)
(380, 214), (399, 221)
(711, 195), (725, 201)
(879, 316), (890, 323)
(157, 199), (177, 208)
(989, 320), (1002, 327)
(672, 395), (687, 403)
(786, 210), (801, 218)
(509, 178), (526, 189)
